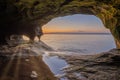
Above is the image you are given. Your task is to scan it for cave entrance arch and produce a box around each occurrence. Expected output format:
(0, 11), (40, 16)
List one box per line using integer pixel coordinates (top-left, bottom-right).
(0, 0), (119, 48)
(41, 14), (116, 53)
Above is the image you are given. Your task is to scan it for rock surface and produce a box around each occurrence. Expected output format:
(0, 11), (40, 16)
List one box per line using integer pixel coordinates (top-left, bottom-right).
(0, 42), (57, 80)
(0, 40), (120, 80)
(62, 49), (120, 80)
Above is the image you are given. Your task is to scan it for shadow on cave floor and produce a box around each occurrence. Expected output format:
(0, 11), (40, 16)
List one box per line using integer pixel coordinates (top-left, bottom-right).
(0, 41), (57, 80)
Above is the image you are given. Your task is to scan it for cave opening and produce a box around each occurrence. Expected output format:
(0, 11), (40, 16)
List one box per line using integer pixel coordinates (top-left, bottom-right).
(41, 14), (116, 54)
(0, 1), (119, 80)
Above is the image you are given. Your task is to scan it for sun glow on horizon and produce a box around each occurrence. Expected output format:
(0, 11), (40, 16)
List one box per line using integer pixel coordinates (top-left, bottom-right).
(43, 27), (82, 33)
(43, 26), (110, 34)
(42, 14), (110, 34)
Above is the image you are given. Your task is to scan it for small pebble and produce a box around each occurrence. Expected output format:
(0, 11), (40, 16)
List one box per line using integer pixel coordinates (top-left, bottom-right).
(25, 59), (29, 62)
(30, 71), (38, 78)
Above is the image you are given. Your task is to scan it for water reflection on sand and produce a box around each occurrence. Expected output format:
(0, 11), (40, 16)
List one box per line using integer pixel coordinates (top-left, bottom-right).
(43, 52), (68, 79)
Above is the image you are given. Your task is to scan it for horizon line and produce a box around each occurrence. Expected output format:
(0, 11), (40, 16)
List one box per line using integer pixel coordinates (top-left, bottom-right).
(44, 32), (111, 34)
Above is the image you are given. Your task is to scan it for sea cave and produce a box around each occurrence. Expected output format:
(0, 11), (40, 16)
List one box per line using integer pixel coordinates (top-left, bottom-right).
(0, 0), (120, 47)
(0, 0), (120, 80)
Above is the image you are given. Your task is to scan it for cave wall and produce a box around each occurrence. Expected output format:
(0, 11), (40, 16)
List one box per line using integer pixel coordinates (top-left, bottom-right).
(0, 0), (120, 47)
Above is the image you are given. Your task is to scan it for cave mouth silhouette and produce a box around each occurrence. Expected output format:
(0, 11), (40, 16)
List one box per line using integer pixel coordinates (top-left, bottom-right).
(6, 14), (116, 51)
(0, 0), (119, 48)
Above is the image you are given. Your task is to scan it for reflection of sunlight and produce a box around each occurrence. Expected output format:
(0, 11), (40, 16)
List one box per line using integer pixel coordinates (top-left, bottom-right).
(23, 35), (29, 40)
(34, 37), (39, 41)
(1, 54), (16, 80)
(13, 53), (21, 79)
(23, 35), (39, 41)
(1, 53), (21, 80)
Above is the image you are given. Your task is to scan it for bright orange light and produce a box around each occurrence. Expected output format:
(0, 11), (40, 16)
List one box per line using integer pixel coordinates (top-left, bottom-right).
(43, 27), (110, 33)
(43, 27), (77, 33)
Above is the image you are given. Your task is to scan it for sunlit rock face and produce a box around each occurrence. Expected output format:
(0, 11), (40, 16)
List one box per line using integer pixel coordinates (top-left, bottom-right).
(0, 0), (120, 47)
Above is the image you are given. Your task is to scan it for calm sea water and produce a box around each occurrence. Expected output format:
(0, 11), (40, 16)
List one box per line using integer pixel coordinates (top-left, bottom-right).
(42, 34), (116, 78)
(41, 34), (116, 54)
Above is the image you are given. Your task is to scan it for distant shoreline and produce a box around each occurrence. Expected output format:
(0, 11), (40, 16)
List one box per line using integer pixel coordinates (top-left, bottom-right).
(44, 33), (111, 35)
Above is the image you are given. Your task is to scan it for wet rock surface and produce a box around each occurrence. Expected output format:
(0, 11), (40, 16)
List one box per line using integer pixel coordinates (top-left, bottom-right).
(0, 42), (57, 80)
(0, 41), (120, 80)
(62, 49), (120, 80)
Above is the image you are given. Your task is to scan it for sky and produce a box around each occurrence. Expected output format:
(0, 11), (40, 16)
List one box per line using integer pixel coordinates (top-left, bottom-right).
(43, 14), (110, 33)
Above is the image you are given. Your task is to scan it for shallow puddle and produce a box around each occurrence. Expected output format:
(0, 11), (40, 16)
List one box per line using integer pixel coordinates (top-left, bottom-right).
(42, 52), (68, 79)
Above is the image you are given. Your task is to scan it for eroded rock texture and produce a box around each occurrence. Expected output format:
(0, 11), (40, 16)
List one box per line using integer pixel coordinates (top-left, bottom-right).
(62, 49), (120, 80)
(0, 0), (120, 47)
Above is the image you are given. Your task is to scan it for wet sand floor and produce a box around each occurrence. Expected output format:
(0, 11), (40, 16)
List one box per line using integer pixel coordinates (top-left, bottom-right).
(0, 53), (57, 80)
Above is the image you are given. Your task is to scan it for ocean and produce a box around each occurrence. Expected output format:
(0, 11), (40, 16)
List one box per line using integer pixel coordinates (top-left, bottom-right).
(41, 34), (116, 54)
(41, 34), (116, 78)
